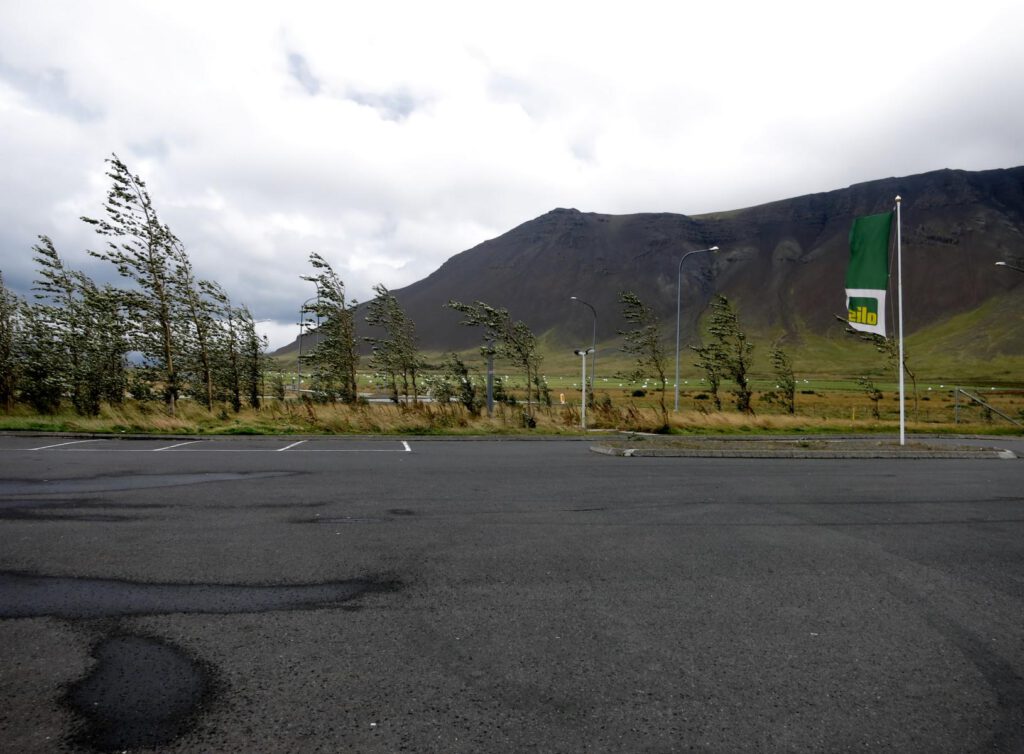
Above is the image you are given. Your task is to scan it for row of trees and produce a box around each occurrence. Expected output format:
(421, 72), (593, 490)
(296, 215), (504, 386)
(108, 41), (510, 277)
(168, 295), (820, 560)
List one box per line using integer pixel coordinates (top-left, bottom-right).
(618, 291), (796, 426)
(0, 156), (266, 415)
(0, 155), (809, 422)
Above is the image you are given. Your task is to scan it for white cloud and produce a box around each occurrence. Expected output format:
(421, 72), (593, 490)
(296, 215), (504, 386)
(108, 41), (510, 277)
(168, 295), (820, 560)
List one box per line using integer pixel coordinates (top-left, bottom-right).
(1, 0), (1022, 348)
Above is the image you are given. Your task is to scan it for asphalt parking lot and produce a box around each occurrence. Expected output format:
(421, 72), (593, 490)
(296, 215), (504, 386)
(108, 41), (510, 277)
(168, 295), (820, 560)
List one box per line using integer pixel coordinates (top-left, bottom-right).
(1, 435), (1022, 752)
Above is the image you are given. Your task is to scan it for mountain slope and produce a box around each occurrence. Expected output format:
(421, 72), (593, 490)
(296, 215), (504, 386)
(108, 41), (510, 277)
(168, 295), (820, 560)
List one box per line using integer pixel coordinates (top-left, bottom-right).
(279, 166), (1024, 366)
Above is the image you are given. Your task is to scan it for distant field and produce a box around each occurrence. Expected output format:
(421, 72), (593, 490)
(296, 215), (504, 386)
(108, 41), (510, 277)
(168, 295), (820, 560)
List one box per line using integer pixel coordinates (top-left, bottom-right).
(2, 378), (1020, 436)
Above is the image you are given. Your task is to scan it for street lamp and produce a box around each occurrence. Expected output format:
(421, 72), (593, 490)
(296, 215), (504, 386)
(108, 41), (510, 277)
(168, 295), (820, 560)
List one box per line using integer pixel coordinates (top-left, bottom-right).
(995, 261), (1024, 274)
(570, 296), (597, 406)
(574, 348), (595, 429)
(295, 295), (320, 393)
(675, 246), (719, 412)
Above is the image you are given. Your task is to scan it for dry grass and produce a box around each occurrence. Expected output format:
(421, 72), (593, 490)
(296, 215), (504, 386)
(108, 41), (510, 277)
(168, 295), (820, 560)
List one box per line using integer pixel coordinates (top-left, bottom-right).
(0, 393), (1020, 437)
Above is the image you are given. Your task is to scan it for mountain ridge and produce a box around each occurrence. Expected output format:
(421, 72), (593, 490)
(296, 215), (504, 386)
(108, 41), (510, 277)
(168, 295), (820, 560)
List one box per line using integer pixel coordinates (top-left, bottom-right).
(277, 165), (1024, 367)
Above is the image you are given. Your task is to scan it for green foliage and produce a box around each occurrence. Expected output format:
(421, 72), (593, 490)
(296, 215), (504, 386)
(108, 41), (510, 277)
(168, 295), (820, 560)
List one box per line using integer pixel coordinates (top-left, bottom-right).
(691, 342), (723, 410)
(16, 300), (65, 413)
(302, 253), (359, 403)
(763, 344), (796, 414)
(708, 296), (754, 413)
(447, 300), (542, 418)
(269, 372), (286, 401)
(617, 290), (669, 425)
(174, 249), (227, 410)
(365, 284), (421, 403)
(6, 156), (267, 417)
(693, 296), (754, 413)
(441, 353), (481, 414)
(857, 376), (883, 418)
(29, 237), (127, 415)
(0, 273), (22, 410)
(233, 305), (266, 410)
(82, 154), (184, 413)
(839, 319), (920, 419)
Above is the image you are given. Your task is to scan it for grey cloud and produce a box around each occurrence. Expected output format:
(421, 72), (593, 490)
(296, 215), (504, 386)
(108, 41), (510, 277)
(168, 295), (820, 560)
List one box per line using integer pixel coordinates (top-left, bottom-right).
(346, 88), (419, 121)
(0, 59), (100, 122)
(487, 71), (554, 119)
(287, 52), (321, 95)
(128, 138), (171, 161)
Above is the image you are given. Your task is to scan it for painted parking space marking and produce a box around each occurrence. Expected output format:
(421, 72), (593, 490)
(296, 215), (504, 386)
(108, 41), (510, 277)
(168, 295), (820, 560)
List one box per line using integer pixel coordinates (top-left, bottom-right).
(28, 439), (100, 451)
(153, 438), (203, 450)
(14, 438), (412, 453)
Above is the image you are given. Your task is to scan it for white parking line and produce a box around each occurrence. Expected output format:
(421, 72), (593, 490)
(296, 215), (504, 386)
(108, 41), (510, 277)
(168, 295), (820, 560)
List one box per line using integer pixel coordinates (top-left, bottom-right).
(29, 439), (99, 451)
(16, 439), (411, 453)
(154, 441), (202, 452)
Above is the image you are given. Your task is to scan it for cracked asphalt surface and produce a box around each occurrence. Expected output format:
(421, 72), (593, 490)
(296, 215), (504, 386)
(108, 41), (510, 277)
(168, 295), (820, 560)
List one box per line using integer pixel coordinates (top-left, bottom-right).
(0, 435), (1022, 752)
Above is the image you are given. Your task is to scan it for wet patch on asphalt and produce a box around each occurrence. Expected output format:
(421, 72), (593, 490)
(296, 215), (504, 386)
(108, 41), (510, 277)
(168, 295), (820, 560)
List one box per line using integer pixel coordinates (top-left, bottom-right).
(0, 499), (161, 522)
(64, 633), (216, 752)
(0, 571), (402, 619)
(300, 508), (419, 524)
(0, 499), (326, 519)
(0, 471), (295, 496)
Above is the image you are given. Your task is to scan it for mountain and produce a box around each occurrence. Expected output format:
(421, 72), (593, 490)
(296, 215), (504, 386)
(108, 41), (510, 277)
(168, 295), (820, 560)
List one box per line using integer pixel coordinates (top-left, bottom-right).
(278, 166), (1024, 370)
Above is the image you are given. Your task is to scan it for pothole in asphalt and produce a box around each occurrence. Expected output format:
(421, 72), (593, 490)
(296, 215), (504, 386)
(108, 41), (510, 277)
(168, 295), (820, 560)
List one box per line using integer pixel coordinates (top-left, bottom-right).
(0, 571), (401, 619)
(65, 634), (213, 752)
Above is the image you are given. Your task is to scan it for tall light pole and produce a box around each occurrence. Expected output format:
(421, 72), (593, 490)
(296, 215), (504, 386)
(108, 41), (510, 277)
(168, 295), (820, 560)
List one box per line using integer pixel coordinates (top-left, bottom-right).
(570, 296), (597, 405)
(995, 261), (1024, 274)
(295, 295), (319, 393)
(574, 348), (594, 429)
(675, 246), (719, 412)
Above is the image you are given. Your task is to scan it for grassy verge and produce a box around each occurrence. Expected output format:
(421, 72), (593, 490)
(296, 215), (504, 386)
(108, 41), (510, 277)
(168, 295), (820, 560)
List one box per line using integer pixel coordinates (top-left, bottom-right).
(0, 391), (1020, 437)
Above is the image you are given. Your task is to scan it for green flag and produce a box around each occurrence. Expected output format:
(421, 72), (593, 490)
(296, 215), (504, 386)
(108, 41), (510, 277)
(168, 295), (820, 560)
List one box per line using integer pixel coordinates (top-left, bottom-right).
(845, 211), (893, 335)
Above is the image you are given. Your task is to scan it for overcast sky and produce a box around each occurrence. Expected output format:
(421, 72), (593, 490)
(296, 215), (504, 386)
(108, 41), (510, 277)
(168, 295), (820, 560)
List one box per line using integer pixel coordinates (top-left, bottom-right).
(2, 0), (1022, 348)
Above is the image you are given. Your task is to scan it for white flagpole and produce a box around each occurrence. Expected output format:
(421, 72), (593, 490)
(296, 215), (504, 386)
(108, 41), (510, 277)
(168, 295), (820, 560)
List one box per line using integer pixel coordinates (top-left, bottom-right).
(895, 196), (905, 446)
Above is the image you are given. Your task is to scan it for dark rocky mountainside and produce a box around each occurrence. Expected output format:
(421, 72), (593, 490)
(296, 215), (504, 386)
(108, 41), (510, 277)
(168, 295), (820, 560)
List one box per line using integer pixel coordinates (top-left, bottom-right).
(282, 165), (1024, 357)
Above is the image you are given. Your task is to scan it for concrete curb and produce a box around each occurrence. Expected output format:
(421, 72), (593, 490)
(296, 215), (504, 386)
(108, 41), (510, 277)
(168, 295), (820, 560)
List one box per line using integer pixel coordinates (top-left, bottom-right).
(590, 443), (1018, 460)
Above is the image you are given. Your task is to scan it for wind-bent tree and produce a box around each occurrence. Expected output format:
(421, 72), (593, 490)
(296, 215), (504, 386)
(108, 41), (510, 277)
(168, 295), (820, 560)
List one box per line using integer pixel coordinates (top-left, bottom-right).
(764, 343), (796, 414)
(16, 299), (65, 413)
(706, 295), (754, 413)
(365, 284), (420, 403)
(446, 300), (542, 419)
(691, 341), (724, 411)
(440, 352), (481, 414)
(857, 376), (883, 419)
(237, 305), (266, 409)
(302, 253), (359, 403)
(172, 242), (227, 410)
(82, 154), (183, 413)
(75, 279), (129, 413)
(836, 315), (919, 420)
(219, 305), (241, 411)
(30, 236), (127, 415)
(0, 273), (22, 410)
(618, 291), (670, 426)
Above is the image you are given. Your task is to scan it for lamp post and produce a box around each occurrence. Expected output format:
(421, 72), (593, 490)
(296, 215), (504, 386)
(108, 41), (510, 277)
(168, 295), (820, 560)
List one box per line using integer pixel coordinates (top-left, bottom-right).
(995, 261), (1024, 274)
(574, 348), (594, 429)
(675, 246), (719, 412)
(570, 296), (597, 406)
(295, 295), (319, 394)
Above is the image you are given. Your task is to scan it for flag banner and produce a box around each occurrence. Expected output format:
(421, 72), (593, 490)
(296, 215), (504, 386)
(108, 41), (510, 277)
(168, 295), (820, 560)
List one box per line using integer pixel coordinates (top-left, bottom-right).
(846, 211), (893, 335)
